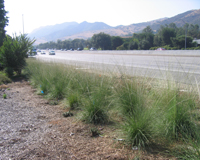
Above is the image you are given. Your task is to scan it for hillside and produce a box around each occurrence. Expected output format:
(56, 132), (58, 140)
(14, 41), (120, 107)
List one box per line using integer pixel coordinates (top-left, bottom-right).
(29, 21), (113, 44)
(29, 9), (200, 44)
(150, 9), (200, 31)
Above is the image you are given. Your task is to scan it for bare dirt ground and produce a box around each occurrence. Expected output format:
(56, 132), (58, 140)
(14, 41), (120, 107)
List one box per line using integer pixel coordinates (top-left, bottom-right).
(0, 80), (170, 160)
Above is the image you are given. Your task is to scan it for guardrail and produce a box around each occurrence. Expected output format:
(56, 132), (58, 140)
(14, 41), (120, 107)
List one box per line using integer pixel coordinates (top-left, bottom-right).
(70, 50), (200, 56)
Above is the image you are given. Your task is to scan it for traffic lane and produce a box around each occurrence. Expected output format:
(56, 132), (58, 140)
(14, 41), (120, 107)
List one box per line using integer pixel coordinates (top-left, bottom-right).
(37, 51), (200, 74)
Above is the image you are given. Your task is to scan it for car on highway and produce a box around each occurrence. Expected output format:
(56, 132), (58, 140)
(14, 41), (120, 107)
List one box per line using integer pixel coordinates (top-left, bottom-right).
(49, 50), (55, 55)
(28, 49), (37, 56)
(41, 51), (46, 54)
(89, 47), (97, 51)
(77, 48), (83, 51)
(70, 48), (74, 51)
(156, 48), (166, 51)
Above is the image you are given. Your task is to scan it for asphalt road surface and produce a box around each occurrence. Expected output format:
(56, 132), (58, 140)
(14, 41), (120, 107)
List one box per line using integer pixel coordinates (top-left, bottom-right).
(36, 50), (200, 84)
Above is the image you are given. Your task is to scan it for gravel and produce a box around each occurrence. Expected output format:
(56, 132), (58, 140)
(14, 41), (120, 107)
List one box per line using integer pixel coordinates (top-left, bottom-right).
(0, 81), (135, 160)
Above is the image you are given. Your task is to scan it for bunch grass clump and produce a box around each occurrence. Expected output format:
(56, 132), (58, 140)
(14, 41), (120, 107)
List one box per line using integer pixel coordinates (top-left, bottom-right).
(67, 92), (80, 110)
(113, 76), (155, 148)
(152, 82), (198, 142)
(81, 77), (113, 124)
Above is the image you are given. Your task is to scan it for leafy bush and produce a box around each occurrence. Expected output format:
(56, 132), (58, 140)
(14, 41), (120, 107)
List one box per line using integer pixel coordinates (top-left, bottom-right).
(0, 34), (35, 76)
(0, 72), (11, 84)
(116, 44), (126, 50)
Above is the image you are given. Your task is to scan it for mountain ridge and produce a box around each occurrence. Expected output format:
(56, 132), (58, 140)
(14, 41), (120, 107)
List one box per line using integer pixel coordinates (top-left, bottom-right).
(29, 9), (200, 44)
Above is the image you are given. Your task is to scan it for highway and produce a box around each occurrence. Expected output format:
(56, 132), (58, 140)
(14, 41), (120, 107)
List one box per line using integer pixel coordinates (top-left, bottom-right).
(36, 50), (200, 84)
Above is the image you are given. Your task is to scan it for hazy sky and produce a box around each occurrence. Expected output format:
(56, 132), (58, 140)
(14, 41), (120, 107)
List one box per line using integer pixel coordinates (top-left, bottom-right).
(4, 0), (200, 35)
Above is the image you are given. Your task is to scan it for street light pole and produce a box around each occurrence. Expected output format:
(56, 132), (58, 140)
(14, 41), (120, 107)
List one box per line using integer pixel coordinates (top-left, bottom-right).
(181, 19), (187, 50)
(185, 27), (187, 50)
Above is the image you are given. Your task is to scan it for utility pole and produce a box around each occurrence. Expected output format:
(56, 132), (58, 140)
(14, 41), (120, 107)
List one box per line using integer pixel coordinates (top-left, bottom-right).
(22, 14), (24, 34)
(181, 19), (187, 50)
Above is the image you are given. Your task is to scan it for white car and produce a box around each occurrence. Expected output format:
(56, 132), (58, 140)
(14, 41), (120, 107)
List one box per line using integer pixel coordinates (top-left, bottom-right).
(89, 47), (97, 51)
(49, 50), (55, 55)
(41, 51), (46, 54)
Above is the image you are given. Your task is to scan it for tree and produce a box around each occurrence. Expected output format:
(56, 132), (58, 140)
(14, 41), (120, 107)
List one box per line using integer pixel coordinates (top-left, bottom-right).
(131, 26), (154, 50)
(0, 0), (8, 46)
(111, 36), (123, 50)
(138, 39), (151, 50)
(0, 34), (35, 76)
(153, 35), (162, 47)
(128, 41), (138, 50)
(188, 24), (199, 38)
(160, 27), (176, 46)
(168, 23), (177, 30)
(171, 35), (194, 49)
(142, 26), (153, 34)
(91, 32), (111, 50)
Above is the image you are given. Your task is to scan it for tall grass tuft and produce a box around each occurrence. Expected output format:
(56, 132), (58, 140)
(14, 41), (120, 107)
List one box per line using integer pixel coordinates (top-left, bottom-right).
(67, 92), (80, 110)
(123, 108), (154, 149)
(113, 76), (154, 148)
(81, 77), (113, 124)
(152, 81), (198, 142)
(114, 77), (145, 116)
(47, 65), (69, 99)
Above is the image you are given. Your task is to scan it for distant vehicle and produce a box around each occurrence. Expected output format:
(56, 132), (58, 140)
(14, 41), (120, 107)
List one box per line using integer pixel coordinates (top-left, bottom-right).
(70, 48), (74, 51)
(41, 51), (46, 54)
(89, 47), (97, 51)
(49, 50), (55, 55)
(156, 48), (166, 51)
(77, 48), (83, 51)
(37, 49), (41, 52)
(28, 49), (37, 56)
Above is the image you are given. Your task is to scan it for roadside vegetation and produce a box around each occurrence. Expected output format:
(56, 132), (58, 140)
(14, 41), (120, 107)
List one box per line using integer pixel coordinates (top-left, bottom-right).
(1, 0), (200, 158)
(25, 58), (200, 159)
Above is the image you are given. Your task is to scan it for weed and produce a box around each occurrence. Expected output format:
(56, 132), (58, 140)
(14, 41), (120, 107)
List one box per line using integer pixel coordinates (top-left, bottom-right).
(68, 93), (80, 110)
(49, 100), (58, 105)
(3, 93), (7, 99)
(0, 73), (12, 85)
(90, 127), (100, 137)
(63, 111), (73, 117)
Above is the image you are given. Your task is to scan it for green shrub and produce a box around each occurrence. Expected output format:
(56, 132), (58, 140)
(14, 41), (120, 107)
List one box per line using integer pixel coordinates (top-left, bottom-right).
(0, 72), (12, 84)
(0, 34), (35, 76)
(3, 93), (7, 99)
